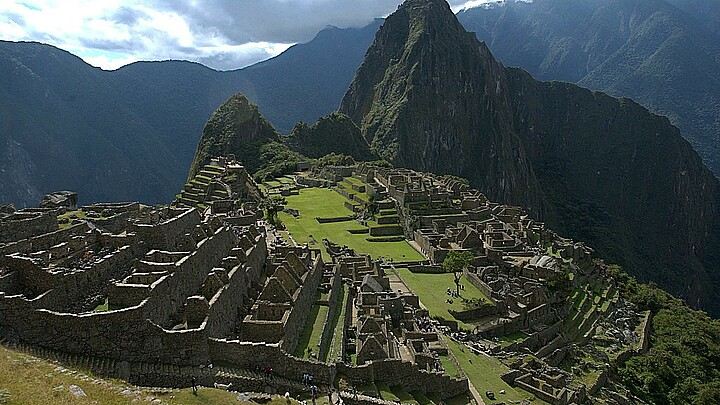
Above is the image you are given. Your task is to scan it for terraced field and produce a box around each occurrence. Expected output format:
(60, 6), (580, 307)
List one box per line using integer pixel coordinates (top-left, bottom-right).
(277, 187), (423, 262)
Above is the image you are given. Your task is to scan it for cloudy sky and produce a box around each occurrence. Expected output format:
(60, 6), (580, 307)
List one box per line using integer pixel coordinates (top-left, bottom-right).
(0, 0), (498, 71)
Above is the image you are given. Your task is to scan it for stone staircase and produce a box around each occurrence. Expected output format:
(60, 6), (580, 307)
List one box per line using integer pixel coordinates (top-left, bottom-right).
(175, 165), (231, 209)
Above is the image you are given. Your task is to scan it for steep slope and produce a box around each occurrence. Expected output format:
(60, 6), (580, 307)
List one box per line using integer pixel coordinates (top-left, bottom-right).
(457, 0), (720, 174)
(0, 42), (182, 206)
(288, 112), (377, 161)
(340, 0), (720, 314)
(340, 0), (545, 214)
(189, 93), (281, 178)
(0, 22), (377, 207)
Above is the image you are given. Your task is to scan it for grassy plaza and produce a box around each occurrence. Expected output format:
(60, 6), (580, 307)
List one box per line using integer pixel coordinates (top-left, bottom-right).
(277, 187), (424, 262)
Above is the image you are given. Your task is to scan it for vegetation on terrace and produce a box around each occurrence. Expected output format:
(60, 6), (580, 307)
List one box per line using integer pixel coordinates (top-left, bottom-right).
(607, 265), (720, 404)
(277, 187), (423, 262)
(392, 267), (492, 330)
(0, 345), (253, 405)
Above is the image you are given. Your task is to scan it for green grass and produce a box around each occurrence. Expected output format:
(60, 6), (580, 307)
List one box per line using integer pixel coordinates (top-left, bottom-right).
(497, 331), (529, 348)
(278, 188), (424, 262)
(93, 298), (123, 312)
(0, 345), (248, 405)
(445, 339), (541, 404)
(393, 268), (492, 329)
(410, 390), (434, 405)
(375, 381), (400, 401)
(357, 382), (378, 396)
(438, 355), (462, 379)
(390, 385), (419, 404)
(294, 304), (329, 359)
(326, 286), (348, 363)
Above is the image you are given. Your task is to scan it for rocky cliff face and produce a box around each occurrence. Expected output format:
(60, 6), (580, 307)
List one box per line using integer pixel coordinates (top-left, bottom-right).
(340, 0), (720, 314)
(189, 93), (281, 178)
(340, 0), (545, 216)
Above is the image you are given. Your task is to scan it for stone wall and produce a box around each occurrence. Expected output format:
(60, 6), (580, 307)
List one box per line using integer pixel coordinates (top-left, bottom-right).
(131, 208), (201, 251)
(407, 264), (444, 274)
(369, 226), (403, 236)
(209, 339), (334, 383)
(463, 269), (498, 304)
(338, 360), (468, 400)
(0, 222), (91, 256)
(0, 226), (237, 365)
(281, 255), (325, 353)
(449, 304), (498, 321)
(318, 267), (343, 360)
(0, 210), (59, 244)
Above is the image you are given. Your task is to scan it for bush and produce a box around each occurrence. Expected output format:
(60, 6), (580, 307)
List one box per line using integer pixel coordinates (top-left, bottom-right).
(0, 389), (10, 404)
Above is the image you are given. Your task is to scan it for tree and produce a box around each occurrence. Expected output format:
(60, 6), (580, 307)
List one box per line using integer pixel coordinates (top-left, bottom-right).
(443, 250), (474, 295)
(259, 195), (286, 226)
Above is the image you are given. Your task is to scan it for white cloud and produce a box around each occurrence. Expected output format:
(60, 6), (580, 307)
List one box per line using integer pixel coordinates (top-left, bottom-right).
(0, 0), (501, 70)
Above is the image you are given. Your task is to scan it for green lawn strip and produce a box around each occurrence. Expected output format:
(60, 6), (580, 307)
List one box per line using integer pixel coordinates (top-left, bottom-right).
(390, 385), (419, 404)
(393, 268), (492, 329)
(344, 176), (366, 187)
(445, 339), (541, 404)
(93, 298), (123, 312)
(357, 382), (378, 397)
(410, 390), (435, 405)
(427, 393), (443, 403)
(278, 188), (424, 262)
(326, 286), (348, 363)
(293, 304), (329, 359)
(375, 381), (400, 401)
(497, 331), (529, 348)
(438, 354), (462, 378)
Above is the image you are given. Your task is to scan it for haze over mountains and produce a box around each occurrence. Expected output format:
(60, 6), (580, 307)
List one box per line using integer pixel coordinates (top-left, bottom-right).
(457, 0), (720, 174)
(0, 20), (380, 207)
(3, 0), (720, 209)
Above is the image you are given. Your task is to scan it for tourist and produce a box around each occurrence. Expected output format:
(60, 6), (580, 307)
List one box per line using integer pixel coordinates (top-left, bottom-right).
(191, 376), (198, 395)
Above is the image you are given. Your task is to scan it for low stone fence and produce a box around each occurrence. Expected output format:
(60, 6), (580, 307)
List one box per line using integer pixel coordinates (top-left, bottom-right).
(449, 303), (498, 321)
(408, 264), (444, 274)
(316, 216), (355, 223)
(463, 269), (497, 304)
(369, 225), (403, 236)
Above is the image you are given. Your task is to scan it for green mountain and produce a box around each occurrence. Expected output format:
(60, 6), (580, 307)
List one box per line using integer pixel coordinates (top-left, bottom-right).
(188, 93), (282, 179)
(457, 0), (720, 174)
(288, 112), (377, 161)
(0, 21), (380, 208)
(339, 0), (720, 314)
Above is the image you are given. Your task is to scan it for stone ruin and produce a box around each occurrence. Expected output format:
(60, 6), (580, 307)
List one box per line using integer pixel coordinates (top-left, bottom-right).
(0, 160), (473, 403)
(305, 163), (650, 404)
(0, 159), (650, 403)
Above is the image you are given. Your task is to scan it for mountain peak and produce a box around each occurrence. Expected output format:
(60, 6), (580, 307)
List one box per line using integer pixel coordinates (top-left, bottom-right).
(338, 0), (720, 316)
(340, 0), (539, 210)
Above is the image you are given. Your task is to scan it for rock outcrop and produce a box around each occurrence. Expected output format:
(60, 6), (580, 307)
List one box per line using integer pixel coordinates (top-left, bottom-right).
(188, 93), (281, 179)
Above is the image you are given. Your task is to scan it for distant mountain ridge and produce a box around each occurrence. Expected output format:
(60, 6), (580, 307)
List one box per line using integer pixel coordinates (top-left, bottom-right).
(0, 20), (381, 207)
(456, 0), (720, 173)
(3, 0), (720, 208)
